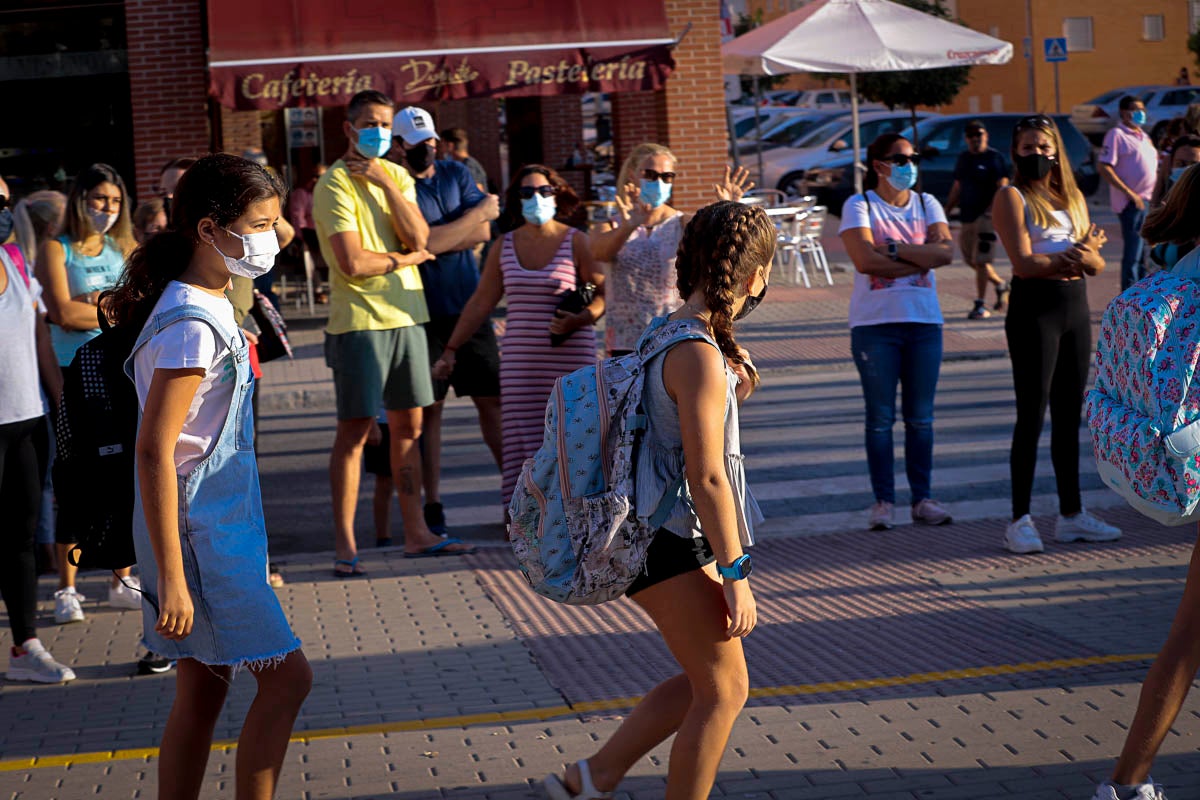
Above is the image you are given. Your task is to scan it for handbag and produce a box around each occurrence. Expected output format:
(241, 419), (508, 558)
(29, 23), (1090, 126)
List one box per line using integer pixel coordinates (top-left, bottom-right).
(249, 289), (293, 363)
(551, 281), (595, 347)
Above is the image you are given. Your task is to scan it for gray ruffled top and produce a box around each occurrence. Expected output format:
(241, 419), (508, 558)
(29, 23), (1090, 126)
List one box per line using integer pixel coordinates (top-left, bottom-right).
(635, 318), (763, 545)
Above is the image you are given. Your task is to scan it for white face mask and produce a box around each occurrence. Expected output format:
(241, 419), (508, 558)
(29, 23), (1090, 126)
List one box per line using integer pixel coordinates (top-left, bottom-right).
(88, 208), (118, 235)
(212, 228), (280, 279)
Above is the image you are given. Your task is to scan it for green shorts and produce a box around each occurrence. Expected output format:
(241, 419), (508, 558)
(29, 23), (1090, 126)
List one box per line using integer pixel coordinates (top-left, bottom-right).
(324, 327), (435, 420)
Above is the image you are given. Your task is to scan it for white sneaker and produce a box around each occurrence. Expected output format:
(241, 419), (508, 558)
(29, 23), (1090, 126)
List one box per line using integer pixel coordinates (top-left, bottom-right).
(911, 498), (952, 526)
(1056, 509), (1122, 543)
(867, 501), (895, 531)
(53, 587), (85, 624)
(108, 576), (143, 610)
(1003, 514), (1045, 554)
(6, 638), (76, 683)
(1090, 779), (1166, 799)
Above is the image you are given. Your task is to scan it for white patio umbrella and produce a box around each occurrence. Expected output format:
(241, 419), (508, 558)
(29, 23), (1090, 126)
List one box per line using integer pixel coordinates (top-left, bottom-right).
(722, 0), (1013, 193)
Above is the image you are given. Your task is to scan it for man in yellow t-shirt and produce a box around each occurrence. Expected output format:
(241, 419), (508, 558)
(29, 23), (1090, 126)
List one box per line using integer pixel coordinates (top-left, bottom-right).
(313, 89), (473, 573)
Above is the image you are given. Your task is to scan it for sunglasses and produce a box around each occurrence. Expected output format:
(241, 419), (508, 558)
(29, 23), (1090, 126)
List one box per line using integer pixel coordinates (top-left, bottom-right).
(518, 185), (557, 199)
(882, 154), (921, 166)
(965, 130), (985, 138)
(643, 169), (676, 184)
(1016, 114), (1054, 130)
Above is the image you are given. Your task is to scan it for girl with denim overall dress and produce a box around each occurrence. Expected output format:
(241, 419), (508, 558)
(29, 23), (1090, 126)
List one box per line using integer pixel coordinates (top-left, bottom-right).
(108, 154), (311, 800)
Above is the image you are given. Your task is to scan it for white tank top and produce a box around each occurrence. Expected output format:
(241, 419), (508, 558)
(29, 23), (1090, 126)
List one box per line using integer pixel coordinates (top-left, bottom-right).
(1012, 187), (1075, 255)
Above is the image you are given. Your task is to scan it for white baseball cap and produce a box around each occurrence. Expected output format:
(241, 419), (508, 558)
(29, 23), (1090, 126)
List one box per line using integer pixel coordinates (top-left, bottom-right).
(393, 107), (440, 146)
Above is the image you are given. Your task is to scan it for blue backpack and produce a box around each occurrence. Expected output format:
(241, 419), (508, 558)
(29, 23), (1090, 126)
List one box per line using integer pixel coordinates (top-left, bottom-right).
(508, 317), (716, 604)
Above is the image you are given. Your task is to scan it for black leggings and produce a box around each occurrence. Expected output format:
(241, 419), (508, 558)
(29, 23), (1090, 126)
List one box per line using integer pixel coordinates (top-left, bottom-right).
(0, 416), (48, 645)
(1004, 278), (1091, 519)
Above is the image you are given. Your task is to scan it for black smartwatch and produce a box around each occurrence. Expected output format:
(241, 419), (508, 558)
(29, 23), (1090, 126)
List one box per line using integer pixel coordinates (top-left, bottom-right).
(716, 554), (753, 581)
(886, 239), (900, 261)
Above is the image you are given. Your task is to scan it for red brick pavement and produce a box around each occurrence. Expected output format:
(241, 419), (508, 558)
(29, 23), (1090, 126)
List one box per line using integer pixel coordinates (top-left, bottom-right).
(468, 506), (1187, 713)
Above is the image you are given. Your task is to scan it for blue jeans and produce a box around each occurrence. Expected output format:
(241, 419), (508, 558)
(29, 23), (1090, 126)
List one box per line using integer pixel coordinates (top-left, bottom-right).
(1118, 201), (1147, 291)
(851, 323), (943, 505)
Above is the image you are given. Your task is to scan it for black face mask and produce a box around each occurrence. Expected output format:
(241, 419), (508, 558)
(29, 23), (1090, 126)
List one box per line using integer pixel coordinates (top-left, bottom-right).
(1014, 153), (1055, 181)
(0, 209), (12, 242)
(405, 143), (436, 173)
(734, 281), (768, 321)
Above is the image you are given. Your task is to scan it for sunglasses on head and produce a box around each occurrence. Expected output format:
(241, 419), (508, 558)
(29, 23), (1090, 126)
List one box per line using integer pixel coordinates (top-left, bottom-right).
(518, 185), (557, 199)
(643, 169), (676, 184)
(1016, 114), (1054, 131)
(883, 153), (921, 166)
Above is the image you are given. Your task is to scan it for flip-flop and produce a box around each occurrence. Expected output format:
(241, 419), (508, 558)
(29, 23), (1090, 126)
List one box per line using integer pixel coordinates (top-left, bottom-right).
(333, 557), (368, 577)
(403, 538), (476, 559)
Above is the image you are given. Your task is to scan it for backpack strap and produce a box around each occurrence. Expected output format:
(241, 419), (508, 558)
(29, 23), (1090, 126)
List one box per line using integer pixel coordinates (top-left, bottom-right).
(1, 242), (29, 289)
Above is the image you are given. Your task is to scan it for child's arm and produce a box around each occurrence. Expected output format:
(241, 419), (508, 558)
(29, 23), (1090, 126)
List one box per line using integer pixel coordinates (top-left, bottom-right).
(135, 367), (205, 641)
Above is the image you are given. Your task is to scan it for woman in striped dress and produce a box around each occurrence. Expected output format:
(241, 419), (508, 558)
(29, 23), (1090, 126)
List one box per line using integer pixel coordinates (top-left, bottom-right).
(432, 165), (605, 505)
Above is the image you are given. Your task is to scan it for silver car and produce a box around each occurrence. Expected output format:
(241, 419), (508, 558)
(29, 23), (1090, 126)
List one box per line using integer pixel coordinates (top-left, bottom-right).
(1071, 84), (1200, 142)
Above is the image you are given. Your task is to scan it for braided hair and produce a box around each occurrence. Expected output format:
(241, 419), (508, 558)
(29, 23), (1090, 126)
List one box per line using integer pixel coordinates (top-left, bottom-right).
(675, 200), (775, 374)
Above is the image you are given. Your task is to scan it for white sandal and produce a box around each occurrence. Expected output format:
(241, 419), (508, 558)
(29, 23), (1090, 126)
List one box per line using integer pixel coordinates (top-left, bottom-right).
(542, 760), (612, 799)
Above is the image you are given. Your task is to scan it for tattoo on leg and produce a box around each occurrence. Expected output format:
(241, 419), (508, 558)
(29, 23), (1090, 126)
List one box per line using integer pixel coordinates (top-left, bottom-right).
(397, 466), (417, 496)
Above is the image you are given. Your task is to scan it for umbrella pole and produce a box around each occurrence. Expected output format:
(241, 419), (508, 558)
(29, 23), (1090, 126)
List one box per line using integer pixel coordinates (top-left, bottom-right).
(851, 72), (862, 196)
(754, 76), (765, 191)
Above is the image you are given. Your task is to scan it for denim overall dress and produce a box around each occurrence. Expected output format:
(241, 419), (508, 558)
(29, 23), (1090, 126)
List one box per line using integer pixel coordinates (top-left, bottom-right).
(126, 303), (300, 668)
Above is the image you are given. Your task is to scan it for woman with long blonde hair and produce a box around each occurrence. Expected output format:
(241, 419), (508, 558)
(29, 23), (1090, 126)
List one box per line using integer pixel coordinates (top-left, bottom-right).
(592, 143), (751, 355)
(34, 163), (139, 623)
(992, 114), (1119, 555)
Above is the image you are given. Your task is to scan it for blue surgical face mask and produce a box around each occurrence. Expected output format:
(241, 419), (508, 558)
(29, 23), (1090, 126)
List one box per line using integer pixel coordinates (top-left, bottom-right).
(639, 179), (672, 209)
(354, 126), (392, 160)
(1172, 165), (1192, 185)
(1131, 110), (1148, 126)
(521, 195), (557, 226)
(886, 163), (918, 192)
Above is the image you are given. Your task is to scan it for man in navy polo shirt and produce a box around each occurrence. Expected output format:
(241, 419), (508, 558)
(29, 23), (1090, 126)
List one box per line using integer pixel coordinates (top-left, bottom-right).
(393, 107), (502, 535)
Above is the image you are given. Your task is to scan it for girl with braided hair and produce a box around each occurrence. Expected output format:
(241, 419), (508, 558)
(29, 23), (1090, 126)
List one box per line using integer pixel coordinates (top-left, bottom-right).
(542, 200), (770, 800)
(839, 132), (955, 532)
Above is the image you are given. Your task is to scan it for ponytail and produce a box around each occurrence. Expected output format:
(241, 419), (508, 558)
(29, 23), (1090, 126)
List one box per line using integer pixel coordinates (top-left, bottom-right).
(105, 230), (192, 328)
(675, 200), (775, 379)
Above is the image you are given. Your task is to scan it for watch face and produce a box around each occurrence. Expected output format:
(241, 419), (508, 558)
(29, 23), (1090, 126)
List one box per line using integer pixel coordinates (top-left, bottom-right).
(739, 555), (753, 579)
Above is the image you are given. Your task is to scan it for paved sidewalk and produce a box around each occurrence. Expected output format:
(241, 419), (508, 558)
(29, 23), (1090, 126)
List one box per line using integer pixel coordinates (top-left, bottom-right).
(2, 506), (1198, 799)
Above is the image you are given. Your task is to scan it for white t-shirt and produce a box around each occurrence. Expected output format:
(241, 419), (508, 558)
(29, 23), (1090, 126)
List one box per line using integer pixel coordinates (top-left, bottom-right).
(839, 190), (947, 328)
(134, 282), (242, 475)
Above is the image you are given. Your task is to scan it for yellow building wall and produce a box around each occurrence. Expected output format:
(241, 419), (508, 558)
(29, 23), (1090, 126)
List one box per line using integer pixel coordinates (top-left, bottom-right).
(950, 0), (1193, 115)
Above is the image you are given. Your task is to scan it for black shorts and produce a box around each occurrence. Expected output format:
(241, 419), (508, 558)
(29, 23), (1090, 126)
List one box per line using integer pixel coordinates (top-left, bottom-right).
(424, 315), (501, 402)
(625, 529), (715, 597)
(362, 422), (391, 477)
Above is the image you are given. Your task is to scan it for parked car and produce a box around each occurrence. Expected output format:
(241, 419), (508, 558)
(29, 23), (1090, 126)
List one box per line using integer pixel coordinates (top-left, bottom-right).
(765, 111), (938, 197)
(1071, 85), (1200, 142)
(728, 106), (796, 141)
(733, 109), (851, 156)
(805, 113), (1100, 215)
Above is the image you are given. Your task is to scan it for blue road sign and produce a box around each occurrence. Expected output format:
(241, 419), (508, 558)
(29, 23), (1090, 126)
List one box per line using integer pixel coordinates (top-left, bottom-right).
(1044, 37), (1068, 63)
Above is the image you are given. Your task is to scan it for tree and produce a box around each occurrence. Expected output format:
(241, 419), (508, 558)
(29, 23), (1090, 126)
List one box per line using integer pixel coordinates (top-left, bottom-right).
(851, 0), (972, 149)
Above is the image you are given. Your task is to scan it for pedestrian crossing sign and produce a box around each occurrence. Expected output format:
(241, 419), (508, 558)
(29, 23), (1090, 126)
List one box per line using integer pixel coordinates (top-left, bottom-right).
(1044, 38), (1067, 62)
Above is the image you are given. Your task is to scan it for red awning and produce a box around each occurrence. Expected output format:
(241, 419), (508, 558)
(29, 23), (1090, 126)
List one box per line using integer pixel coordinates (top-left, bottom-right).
(207, 0), (676, 110)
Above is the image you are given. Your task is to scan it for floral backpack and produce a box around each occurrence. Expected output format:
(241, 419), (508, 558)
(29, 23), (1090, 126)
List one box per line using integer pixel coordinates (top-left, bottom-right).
(508, 317), (715, 604)
(1086, 265), (1200, 525)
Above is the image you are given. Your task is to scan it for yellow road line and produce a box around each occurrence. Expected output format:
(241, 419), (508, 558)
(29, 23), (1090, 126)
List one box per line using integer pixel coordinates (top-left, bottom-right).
(0, 652), (1156, 773)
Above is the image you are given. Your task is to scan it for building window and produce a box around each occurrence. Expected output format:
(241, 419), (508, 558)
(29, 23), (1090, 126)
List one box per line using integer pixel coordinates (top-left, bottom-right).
(1144, 15), (1165, 41)
(1063, 17), (1094, 52)
(1192, 1), (1200, 33)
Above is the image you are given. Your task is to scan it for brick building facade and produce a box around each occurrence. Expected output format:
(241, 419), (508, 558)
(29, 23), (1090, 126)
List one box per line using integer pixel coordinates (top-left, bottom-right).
(36, 0), (729, 212)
